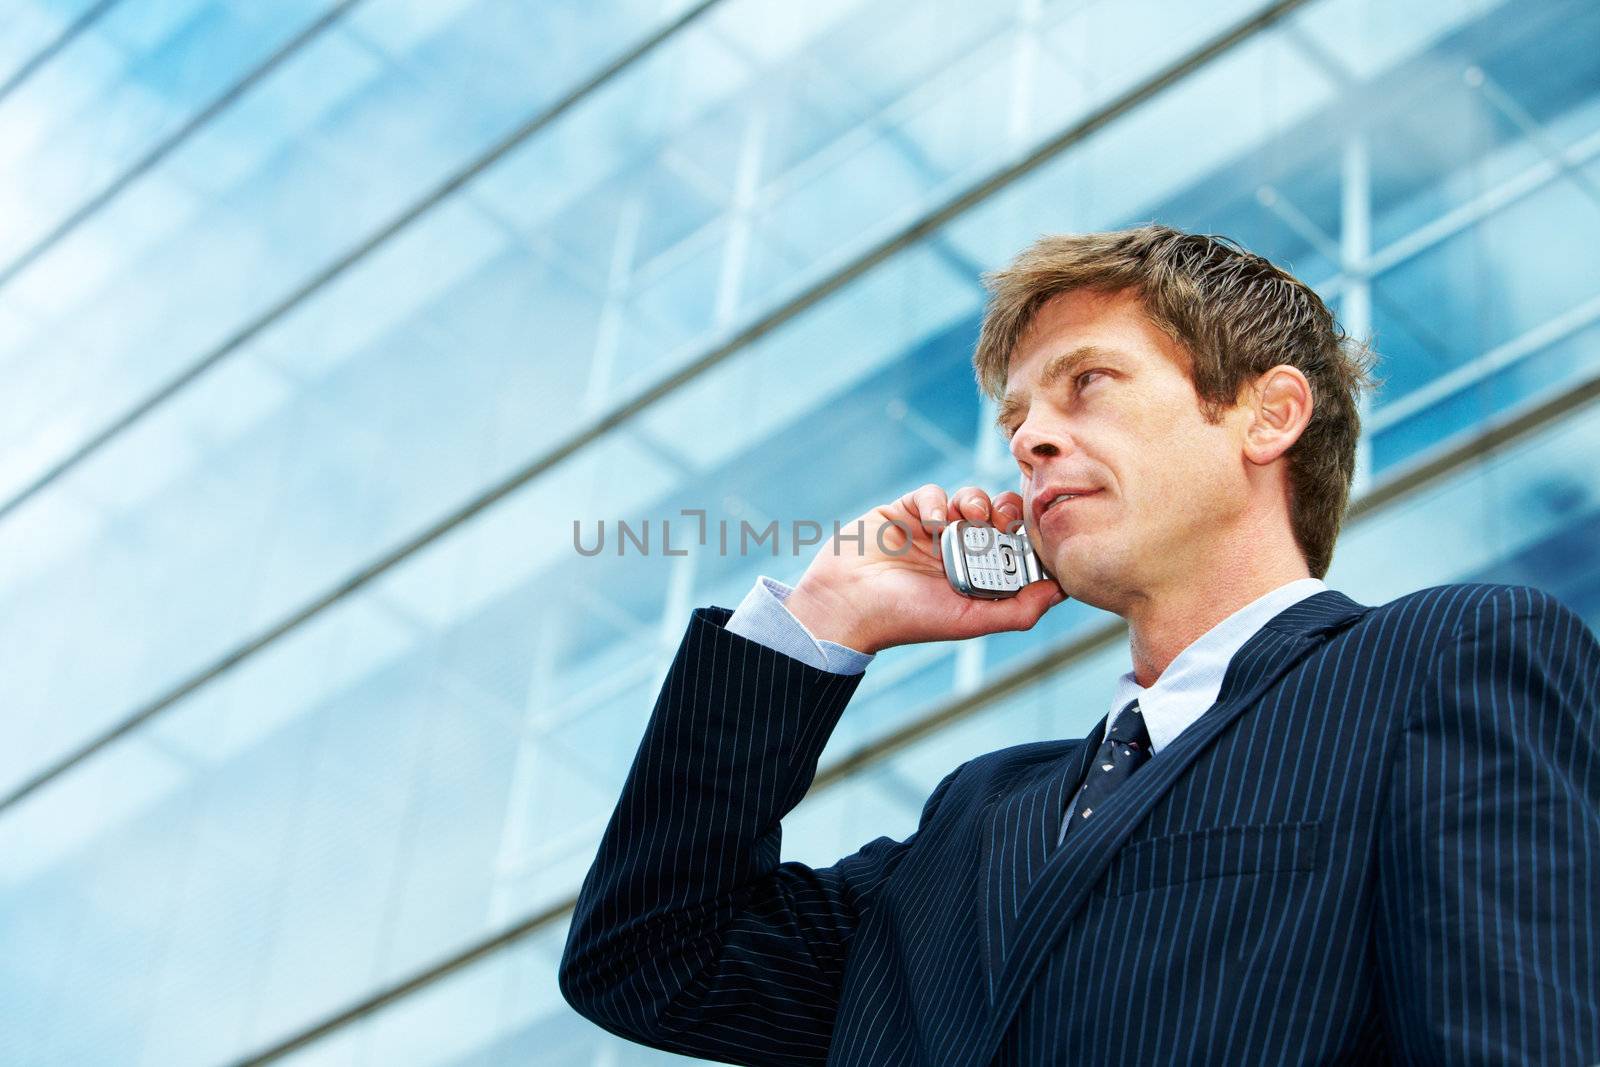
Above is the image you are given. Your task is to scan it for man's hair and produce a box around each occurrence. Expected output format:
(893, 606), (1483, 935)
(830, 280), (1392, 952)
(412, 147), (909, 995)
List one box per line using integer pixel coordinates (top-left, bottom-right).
(972, 223), (1375, 579)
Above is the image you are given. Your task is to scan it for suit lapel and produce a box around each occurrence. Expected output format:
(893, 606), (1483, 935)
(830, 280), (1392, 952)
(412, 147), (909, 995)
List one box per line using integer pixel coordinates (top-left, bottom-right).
(978, 591), (1368, 1023)
(977, 731), (1101, 1002)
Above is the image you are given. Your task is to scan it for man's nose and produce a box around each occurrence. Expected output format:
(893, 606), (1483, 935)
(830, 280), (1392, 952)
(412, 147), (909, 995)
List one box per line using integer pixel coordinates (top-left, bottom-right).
(1009, 418), (1069, 467)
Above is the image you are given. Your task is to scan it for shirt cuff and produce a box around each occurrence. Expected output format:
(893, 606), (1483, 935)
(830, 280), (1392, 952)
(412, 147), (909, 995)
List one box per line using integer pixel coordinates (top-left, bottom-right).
(724, 576), (875, 676)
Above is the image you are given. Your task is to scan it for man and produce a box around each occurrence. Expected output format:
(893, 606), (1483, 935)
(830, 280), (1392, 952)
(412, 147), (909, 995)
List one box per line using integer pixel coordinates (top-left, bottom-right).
(559, 225), (1600, 1064)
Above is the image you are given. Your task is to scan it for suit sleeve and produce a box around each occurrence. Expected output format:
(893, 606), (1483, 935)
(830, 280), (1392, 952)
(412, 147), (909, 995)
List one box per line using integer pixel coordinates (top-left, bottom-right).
(1375, 586), (1600, 1065)
(558, 606), (963, 1066)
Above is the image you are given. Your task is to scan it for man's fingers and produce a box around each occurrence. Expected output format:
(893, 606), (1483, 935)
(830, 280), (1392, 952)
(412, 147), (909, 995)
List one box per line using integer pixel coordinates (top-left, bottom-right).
(993, 491), (1025, 532)
(951, 486), (993, 522)
(895, 483), (1020, 539)
(902, 483), (949, 526)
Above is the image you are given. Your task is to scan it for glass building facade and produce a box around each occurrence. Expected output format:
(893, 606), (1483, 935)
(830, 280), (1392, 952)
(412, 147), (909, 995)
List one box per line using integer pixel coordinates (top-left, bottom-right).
(1, 0), (1597, 1063)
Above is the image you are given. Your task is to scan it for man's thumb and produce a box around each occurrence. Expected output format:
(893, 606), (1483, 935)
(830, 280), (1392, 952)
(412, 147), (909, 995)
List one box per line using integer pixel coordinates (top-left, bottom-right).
(1009, 580), (1065, 628)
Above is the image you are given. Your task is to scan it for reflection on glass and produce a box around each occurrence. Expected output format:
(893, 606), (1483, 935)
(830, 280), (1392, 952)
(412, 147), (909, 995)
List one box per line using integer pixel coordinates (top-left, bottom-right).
(1, 0), (1598, 1063)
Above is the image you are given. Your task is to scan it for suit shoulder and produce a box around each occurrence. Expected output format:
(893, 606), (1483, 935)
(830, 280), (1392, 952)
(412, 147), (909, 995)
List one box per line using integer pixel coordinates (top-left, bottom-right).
(956, 737), (1083, 793)
(1361, 582), (1579, 635)
(969, 737), (1080, 768)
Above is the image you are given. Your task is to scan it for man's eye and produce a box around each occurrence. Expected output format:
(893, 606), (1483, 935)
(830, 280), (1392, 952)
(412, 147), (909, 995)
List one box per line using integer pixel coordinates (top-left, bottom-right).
(1076, 370), (1103, 390)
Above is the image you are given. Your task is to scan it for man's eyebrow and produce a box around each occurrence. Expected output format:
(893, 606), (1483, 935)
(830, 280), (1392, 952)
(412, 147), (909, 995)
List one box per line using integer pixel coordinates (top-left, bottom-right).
(994, 344), (1118, 429)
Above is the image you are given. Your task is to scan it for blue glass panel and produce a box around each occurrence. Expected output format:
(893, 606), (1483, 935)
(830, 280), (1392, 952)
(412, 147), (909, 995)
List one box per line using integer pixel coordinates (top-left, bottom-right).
(2, 0), (1598, 1063)
(0, 0), (107, 89)
(0, 0), (331, 265)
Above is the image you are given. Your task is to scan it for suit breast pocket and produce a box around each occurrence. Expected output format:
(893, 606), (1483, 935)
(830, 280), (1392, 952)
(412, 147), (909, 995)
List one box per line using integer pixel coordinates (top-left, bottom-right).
(1102, 820), (1322, 898)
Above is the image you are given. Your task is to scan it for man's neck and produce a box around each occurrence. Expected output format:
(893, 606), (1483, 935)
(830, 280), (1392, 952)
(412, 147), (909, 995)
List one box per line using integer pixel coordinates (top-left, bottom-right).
(1123, 556), (1313, 687)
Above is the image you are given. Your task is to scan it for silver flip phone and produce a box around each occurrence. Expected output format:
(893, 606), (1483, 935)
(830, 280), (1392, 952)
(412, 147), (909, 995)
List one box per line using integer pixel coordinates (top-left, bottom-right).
(940, 519), (1053, 599)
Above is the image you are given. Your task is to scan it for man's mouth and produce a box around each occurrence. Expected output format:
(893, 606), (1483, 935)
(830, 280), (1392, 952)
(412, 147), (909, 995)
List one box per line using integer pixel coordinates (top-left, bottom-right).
(1033, 488), (1099, 525)
(1042, 493), (1086, 516)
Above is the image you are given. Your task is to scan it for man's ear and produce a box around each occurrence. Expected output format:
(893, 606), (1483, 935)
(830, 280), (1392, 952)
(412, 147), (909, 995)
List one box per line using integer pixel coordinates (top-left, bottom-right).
(1242, 365), (1313, 466)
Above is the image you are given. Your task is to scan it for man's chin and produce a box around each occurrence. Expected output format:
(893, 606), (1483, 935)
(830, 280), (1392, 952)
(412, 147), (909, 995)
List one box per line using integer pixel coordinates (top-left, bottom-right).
(1046, 548), (1130, 614)
(1055, 581), (1118, 615)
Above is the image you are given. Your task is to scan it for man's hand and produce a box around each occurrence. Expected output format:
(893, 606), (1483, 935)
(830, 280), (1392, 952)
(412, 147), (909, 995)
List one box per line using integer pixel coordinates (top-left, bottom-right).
(783, 483), (1064, 654)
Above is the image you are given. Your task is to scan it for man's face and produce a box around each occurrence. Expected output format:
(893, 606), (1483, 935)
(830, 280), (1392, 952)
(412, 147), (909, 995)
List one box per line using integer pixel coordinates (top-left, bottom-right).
(999, 287), (1253, 615)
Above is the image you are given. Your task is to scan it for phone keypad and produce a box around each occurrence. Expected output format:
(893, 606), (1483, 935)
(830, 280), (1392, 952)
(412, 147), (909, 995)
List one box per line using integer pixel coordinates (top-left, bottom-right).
(961, 525), (1026, 591)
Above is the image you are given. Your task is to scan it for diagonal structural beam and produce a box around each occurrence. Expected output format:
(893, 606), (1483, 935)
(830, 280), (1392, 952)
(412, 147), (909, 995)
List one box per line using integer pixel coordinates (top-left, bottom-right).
(0, 0), (725, 527)
(0, 0), (122, 107)
(0, 0), (371, 292)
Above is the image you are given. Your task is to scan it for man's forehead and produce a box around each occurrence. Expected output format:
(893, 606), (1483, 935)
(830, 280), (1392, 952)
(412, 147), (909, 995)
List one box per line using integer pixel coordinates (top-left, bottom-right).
(1016, 286), (1140, 345)
(1006, 288), (1142, 366)
(999, 290), (1186, 403)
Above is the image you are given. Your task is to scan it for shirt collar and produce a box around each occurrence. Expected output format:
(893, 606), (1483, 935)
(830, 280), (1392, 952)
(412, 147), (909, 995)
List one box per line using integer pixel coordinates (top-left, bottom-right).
(1107, 577), (1328, 753)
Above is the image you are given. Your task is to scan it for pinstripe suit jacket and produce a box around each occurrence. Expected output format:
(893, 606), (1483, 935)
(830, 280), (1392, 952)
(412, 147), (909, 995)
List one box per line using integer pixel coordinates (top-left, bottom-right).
(560, 583), (1600, 1065)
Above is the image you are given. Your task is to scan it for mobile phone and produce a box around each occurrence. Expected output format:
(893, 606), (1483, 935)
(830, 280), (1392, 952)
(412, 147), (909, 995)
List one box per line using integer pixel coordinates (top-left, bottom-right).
(940, 519), (1054, 599)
